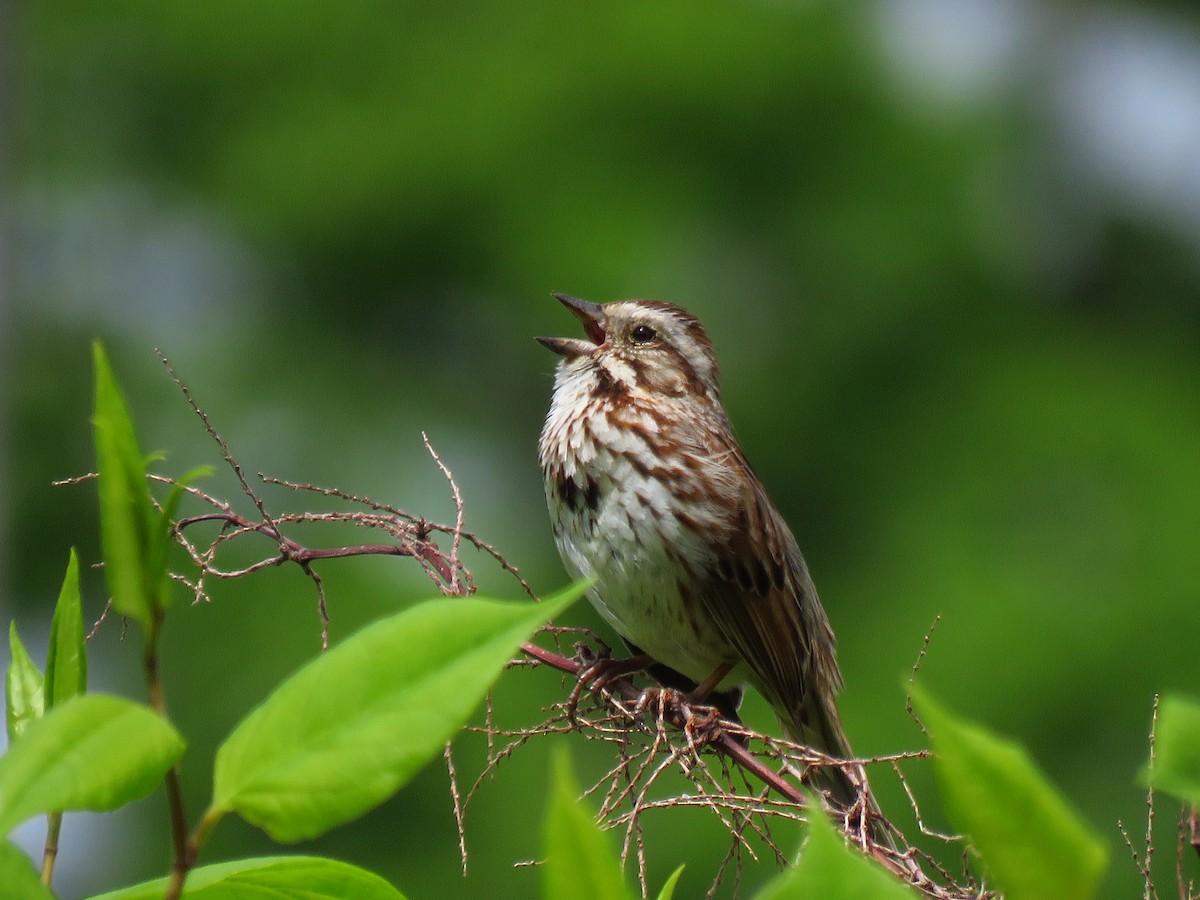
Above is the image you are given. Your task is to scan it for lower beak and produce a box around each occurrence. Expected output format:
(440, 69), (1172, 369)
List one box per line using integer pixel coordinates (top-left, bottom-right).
(536, 336), (598, 359)
(536, 292), (608, 359)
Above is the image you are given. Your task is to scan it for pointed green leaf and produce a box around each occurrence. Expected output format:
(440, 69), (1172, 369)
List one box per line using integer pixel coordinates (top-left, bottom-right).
(93, 341), (156, 631)
(911, 685), (1107, 900)
(88, 855), (406, 899)
(6, 623), (44, 742)
(654, 865), (685, 900)
(1145, 694), (1200, 806)
(212, 585), (584, 842)
(542, 747), (632, 900)
(0, 693), (186, 837)
(0, 841), (55, 900)
(757, 800), (916, 899)
(45, 549), (87, 709)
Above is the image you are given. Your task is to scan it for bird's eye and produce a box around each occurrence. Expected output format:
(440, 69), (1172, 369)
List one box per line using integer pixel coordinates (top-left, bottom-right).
(630, 324), (657, 344)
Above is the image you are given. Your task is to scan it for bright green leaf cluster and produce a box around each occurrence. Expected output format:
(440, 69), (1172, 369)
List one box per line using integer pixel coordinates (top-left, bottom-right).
(6, 551), (88, 741)
(4, 549), (100, 892)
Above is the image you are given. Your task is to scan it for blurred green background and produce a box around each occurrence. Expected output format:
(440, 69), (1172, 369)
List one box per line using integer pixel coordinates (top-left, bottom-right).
(3, 1), (1199, 897)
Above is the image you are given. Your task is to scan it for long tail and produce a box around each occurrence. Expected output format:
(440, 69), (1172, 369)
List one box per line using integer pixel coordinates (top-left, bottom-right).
(780, 695), (896, 850)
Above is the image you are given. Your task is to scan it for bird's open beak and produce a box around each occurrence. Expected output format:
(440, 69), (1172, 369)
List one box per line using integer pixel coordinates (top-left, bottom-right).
(536, 293), (607, 359)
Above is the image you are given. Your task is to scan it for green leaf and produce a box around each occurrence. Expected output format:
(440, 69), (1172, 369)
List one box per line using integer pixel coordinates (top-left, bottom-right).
(654, 865), (685, 900)
(0, 693), (186, 837)
(1145, 694), (1200, 806)
(93, 341), (157, 631)
(911, 685), (1108, 900)
(212, 585), (584, 842)
(0, 841), (55, 900)
(87, 855), (406, 899)
(757, 799), (916, 899)
(542, 747), (632, 900)
(5, 623), (45, 742)
(45, 549), (87, 709)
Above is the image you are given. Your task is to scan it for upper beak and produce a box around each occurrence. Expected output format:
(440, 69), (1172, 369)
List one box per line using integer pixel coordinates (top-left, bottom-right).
(536, 292), (607, 359)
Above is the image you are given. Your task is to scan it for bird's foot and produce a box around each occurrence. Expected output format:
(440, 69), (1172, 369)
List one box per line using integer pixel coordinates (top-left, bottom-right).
(630, 686), (727, 748)
(565, 650), (653, 725)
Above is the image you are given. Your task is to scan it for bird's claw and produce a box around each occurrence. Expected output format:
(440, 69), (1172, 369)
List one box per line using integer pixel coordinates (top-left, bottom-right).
(630, 685), (727, 747)
(565, 652), (652, 725)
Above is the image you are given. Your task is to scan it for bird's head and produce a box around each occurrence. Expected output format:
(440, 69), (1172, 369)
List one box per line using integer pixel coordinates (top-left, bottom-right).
(537, 293), (721, 401)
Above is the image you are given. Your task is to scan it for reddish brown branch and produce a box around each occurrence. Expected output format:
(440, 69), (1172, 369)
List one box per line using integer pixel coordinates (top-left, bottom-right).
(175, 507), (458, 584)
(261, 475), (537, 599)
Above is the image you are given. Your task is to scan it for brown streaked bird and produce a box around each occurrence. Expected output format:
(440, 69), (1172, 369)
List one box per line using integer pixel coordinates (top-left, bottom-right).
(536, 292), (867, 809)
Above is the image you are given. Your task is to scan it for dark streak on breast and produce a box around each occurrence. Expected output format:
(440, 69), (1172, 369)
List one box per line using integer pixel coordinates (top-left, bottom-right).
(557, 473), (580, 510)
(583, 475), (601, 512)
(558, 472), (601, 515)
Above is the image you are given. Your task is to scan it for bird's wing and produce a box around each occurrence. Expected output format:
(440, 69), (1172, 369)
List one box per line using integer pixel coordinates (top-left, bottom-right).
(690, 437), (848, 756)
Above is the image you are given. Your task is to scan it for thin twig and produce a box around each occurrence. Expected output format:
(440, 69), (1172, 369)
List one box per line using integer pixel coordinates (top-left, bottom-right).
(422, 431), (468, 597)
(906, 615), (941, 736)
(444, 742), (469, 876)
(1146, 694), (1160, 900)
(86, 599), (113, 642)
(157, 350), (278, 536)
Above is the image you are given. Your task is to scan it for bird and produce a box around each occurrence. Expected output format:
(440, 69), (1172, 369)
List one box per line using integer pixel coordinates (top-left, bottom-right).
(536, 292), (872, 816)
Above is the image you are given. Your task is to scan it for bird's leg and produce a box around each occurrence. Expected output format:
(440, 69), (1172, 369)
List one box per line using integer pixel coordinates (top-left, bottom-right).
(688, 661), (735, 702)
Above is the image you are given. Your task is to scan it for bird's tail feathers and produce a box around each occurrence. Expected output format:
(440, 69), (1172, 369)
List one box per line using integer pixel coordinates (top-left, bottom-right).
(780, 698), (895, 850)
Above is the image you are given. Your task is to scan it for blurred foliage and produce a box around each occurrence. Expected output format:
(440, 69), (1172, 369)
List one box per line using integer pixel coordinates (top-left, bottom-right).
(4, 1), (1199, 897)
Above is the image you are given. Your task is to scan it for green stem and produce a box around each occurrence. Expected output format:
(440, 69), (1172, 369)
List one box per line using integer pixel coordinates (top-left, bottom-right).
(190, 806), (225, 860)
(143, 612), (194, 900)
(161, 767), (193, 900)
(164, 806), (225, 900)
(41, 812), (62, 886)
